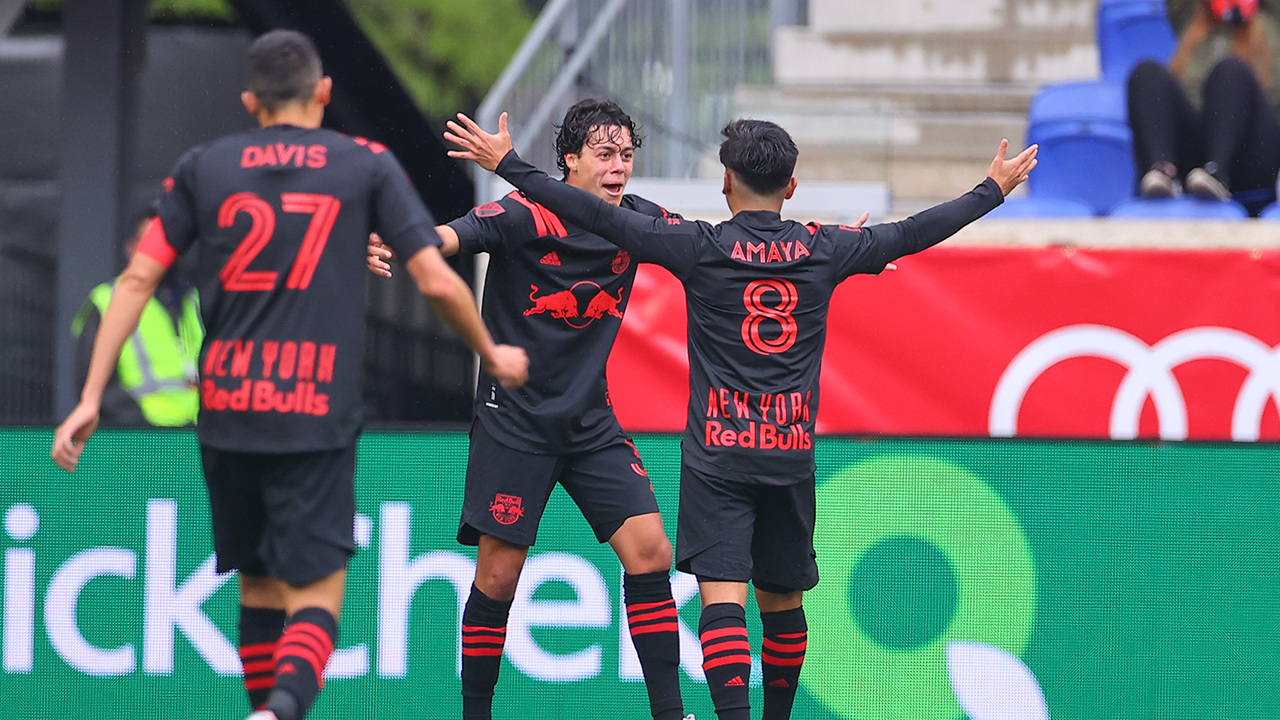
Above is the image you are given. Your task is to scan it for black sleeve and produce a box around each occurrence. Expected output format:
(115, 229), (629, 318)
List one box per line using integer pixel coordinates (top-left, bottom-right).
(495, 151), (707, 277)
(371, 151), (443, 259)
(836, 177), (1004, 278)
(623, 194), (685, 221)
(448, 195), (539, 255)
(152, 147), (203, 257)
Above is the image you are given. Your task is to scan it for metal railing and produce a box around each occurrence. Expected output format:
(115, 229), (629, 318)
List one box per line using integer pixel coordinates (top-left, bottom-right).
(474, 0), (803, 204)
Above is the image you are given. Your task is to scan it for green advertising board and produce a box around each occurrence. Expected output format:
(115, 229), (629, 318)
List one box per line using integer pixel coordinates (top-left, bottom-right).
(3, 427), (1280, 719)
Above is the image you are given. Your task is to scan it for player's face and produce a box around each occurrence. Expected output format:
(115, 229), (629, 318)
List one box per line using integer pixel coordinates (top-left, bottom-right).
(564, 125), (635, 206)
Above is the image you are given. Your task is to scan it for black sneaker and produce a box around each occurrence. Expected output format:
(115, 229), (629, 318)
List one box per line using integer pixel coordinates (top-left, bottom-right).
(1186, 164), (1230, 201)
(1139, 161), (1180, 198)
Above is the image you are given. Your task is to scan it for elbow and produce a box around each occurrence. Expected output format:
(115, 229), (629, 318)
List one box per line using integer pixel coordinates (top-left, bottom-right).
(415, 267), (462, 302)
(117, 266), (161, 295)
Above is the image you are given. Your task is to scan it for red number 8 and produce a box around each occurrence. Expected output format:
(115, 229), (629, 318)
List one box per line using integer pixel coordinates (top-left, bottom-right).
(741, 278), (798, 355)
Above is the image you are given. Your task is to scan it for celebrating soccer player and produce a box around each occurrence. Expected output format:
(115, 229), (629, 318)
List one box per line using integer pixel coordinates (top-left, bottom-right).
(445, 110), (1036, 720)
(368, 100), (691, 720)
(51, 31), (528, 720)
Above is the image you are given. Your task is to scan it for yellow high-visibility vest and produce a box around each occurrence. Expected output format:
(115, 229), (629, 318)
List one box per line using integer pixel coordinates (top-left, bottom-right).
(73, 282), (203, 427)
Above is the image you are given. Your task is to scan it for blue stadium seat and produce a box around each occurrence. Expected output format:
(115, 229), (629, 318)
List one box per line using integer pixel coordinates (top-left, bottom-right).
(1097, 0), (1178, 82)
(1025, 82), (1136, 216)
(1257, 202), (1280, 220)
(1108, 197), (1249, 219)
(985, 197), (1095, 218)
(1027, 80), (1127, 126)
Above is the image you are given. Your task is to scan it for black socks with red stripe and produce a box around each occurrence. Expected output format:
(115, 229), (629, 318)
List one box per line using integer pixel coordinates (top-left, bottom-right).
(699, 602), (751, 720)
(760, 607), (807, 720)
(266, 607), (336, 720)
(238, 606), (287, 710)
(624, 571), (684, 720)
(461, 584), (513, 720)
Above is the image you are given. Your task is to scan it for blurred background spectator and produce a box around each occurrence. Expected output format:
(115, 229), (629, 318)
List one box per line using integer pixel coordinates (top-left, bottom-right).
(72, 212), (201, 427)
(1128, 0), (1280, 214)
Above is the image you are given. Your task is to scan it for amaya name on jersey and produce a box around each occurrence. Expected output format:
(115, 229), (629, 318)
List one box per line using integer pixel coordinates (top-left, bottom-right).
(729, 238), (811, 264)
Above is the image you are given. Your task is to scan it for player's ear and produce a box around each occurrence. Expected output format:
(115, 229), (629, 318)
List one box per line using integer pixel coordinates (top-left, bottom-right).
(783, 177), (798, 200)
(241, 91), (261, 117)
(314, 76), (333, 107)
(722, 170), (732, 196)
(564, 153), (579, 174)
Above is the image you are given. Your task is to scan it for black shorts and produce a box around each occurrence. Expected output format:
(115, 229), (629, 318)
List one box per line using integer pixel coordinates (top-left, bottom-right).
(458, 421), (660, 546)
(675, 464), (818, 594)
(200, 444), (356, 587)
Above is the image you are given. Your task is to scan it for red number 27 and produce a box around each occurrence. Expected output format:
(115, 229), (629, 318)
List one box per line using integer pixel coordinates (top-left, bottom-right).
(217, 192), (342, 291)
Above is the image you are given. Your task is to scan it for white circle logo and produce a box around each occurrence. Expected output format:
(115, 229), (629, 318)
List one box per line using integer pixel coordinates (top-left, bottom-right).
(990, 325), (1280, 441)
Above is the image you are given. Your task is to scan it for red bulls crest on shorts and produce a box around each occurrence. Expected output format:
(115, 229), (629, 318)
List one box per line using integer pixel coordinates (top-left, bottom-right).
(524, 282), (626, 328)
(490, 494), (525, 525)
(612, 249), (630, 274)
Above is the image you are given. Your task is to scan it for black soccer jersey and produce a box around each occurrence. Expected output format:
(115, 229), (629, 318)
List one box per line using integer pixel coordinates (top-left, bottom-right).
(449, 190), (675, 453)
(495, 151), (1003, 484)
(143, 124), (441, 453)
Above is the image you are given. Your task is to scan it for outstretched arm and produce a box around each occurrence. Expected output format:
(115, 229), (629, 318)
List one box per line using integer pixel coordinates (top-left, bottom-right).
(444, 113), (704, 275)
(368, 225), (459, 278)
(857, 139), (1037, 268)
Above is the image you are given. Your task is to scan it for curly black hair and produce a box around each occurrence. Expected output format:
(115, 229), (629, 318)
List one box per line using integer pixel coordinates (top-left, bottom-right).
(718, 119), (798, 195)
(553, 99), (642, 175)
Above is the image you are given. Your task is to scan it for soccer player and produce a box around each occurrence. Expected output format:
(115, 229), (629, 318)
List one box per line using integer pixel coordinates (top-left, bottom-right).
(367, 99), (691, 720)
(50, 31), (528, 720)
(444, 112), (1037, 720)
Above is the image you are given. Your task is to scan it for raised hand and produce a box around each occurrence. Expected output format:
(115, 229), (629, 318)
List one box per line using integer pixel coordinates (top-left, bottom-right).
(444, 112), (514, 172)
(987, 139), (1039, 196)
(367, 233), (395, 278)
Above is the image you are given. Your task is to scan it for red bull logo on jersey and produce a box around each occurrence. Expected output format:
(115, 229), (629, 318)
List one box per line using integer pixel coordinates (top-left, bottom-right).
(702, 386), (814, 451)
(199, 338), (336, 416)
(490, 494), (525, 525)
(524, 282), (626, 328)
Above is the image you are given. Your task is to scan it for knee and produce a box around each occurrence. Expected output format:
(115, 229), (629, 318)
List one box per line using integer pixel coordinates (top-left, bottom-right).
(625, 535), (673, 574)
(1128, 59), (1172, 92)
(1207, 56), (1258, 87)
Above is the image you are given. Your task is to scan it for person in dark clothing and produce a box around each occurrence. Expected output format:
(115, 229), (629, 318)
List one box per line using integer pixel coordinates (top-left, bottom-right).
(52, 30), (527, 720)
(368, 99), (693, 720)
(1129, 0), (1280, 214)
(442, 111), (1036, 720)
(366, 98), (696, 717)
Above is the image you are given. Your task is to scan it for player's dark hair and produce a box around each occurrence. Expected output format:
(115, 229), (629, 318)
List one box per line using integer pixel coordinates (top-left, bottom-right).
(553, 99), (642, 176)
(719, 119), (798, 196)
(245, 30), (323, 113)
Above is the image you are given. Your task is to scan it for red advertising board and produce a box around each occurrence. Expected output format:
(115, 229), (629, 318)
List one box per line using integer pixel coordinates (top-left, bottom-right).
(607, 246), (1280, 440)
